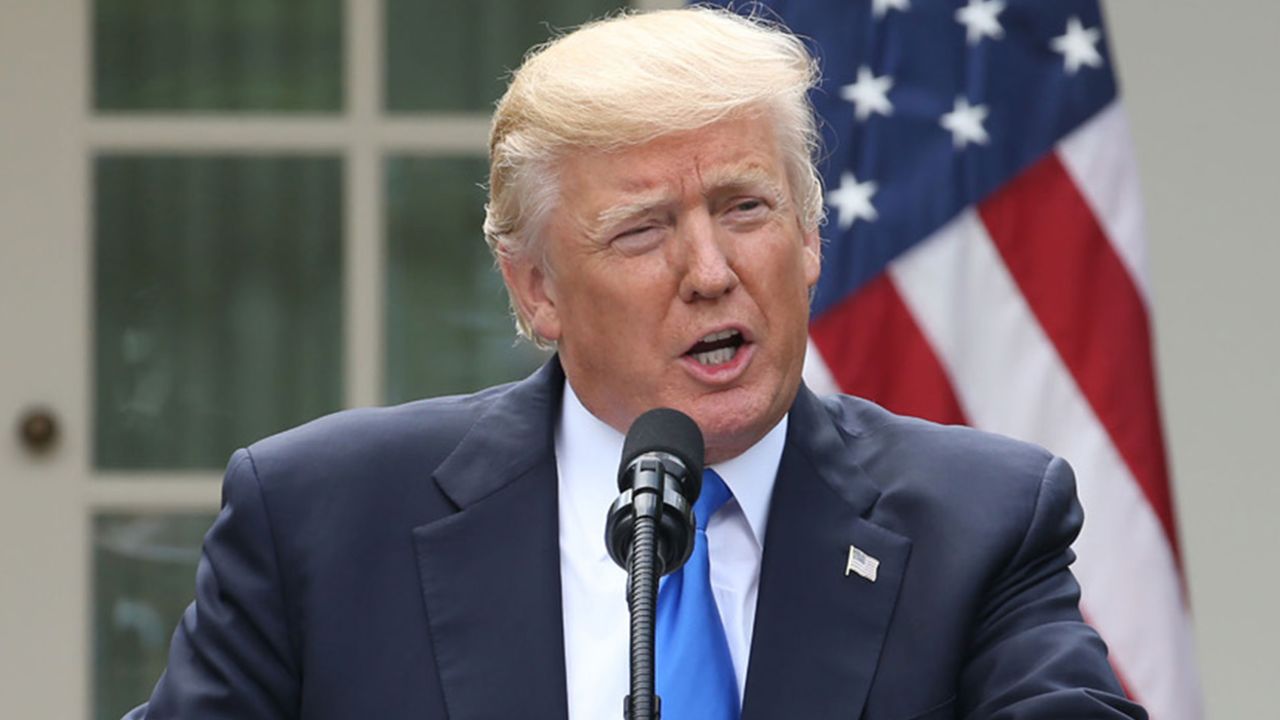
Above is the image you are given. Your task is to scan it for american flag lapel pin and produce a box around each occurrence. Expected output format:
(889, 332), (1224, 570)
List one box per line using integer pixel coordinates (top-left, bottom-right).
(845, 544), (879, 582)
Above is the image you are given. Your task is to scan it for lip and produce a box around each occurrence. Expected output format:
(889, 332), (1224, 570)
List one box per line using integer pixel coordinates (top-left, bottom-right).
(680, 325), (755, 385)
(684, 324), (754, 352)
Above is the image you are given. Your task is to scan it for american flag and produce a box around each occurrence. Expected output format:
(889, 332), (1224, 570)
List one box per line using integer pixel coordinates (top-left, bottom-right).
(709, 0), (1203, 717)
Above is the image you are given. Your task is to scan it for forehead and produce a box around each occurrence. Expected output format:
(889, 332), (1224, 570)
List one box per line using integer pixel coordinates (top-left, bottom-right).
(556, 115), (788, 204)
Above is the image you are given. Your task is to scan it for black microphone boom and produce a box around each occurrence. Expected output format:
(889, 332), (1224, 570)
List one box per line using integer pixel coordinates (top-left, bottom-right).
(606, 408), (704, 575)
(604, 407), (705, 720)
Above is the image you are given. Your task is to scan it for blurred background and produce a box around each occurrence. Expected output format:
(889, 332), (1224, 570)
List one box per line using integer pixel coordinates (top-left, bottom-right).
(0, 1), (1275, 718)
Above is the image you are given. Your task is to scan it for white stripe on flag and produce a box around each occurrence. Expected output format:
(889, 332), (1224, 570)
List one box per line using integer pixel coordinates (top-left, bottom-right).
(803, 336), (841, 397)
(1058, 102), (1153, 304)
(888, 210), (1201, 720)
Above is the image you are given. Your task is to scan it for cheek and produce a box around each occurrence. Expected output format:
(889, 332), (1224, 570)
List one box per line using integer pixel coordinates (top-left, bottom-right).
(758, 237), (817, 297)
(560, 275), (644, 344)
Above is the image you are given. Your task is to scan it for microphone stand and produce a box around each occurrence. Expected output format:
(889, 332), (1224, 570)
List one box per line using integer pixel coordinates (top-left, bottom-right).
(608, 410), (702, 720)
(622, 459), (665, 720)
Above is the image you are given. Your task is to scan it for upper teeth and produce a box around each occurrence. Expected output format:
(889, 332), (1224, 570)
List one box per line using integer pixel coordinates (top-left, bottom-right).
(701, 329), (739, 343)
(694, 347), (736, 365)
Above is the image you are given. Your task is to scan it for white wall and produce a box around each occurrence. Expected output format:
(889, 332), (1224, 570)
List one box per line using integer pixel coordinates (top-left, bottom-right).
(1106, 1), (1280, 717)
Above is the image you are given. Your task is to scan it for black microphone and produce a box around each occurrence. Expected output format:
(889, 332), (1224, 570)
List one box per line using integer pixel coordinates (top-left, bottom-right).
(605, 407), (705, 575)
(604, 407), (704, 720)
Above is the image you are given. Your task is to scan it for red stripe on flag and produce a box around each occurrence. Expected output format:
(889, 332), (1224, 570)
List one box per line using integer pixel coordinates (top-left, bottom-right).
(977, 152), (1182, 565)
(811, 273), (967, 426)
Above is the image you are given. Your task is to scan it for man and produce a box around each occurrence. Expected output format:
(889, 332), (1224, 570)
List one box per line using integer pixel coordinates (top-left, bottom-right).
(128, 8), (1145, 719)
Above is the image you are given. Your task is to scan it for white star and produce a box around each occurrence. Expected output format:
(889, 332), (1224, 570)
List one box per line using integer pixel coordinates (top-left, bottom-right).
(840, 67), (894, 122)
(955, 0), (1005, 45)
(940, 97), (990, 149)
(826, 171), (879, 230)
(872, 0), (911, 19)
(1051, 16), (1104, 74)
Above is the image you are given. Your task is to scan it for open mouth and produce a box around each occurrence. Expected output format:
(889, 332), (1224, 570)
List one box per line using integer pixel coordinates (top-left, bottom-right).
(686, 329), (746, 366)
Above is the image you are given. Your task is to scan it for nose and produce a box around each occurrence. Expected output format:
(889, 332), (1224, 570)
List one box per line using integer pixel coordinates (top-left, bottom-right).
(677, 214), (739, 302)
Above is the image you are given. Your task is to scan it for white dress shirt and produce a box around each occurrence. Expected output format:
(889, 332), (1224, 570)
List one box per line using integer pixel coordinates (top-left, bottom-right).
(556, 382), (786, 720)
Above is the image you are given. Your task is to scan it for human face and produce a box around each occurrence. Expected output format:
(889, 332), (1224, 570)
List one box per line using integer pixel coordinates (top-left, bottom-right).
(501, 114), (821, 463)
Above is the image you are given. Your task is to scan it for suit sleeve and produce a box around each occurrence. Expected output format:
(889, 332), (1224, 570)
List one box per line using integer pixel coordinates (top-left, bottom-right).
(960, 456), (1148, 720)
(123, 448), (299, 719)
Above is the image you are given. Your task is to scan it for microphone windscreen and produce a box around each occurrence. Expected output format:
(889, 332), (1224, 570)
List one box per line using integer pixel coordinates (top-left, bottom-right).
(619, 408), (705, 486)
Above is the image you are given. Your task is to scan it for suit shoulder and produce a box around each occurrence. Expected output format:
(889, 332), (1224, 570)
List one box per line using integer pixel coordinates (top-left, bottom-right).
(823, 393), (1057, 496)
(818, 395), (1077, 567)
(241, 381), (517, 488)
(824, 392), (1054, 476)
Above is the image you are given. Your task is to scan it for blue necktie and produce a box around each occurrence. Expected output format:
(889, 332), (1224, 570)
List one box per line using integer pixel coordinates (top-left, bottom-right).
(656, 469), (739, 720)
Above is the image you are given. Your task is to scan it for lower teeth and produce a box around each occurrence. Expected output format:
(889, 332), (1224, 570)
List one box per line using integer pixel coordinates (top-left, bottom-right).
(694, 347), (737, 365)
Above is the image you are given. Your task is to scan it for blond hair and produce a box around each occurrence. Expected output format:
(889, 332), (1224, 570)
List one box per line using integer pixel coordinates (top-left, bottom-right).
(485, 6), (823, 343)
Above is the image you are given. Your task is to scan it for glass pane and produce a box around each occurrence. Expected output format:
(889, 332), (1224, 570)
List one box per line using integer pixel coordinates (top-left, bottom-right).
(94, 0), (343, 111)
(385, 156), (547, 404)
(93, 512), (216, 720)
(95, 155), (343, 469)
(385, 0), (628, 111)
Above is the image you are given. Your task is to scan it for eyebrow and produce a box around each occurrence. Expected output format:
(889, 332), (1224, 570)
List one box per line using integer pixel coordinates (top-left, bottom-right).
(701, 165), (789, 208)
(593, 191), (673, 234)
(590, 166), (790, 238)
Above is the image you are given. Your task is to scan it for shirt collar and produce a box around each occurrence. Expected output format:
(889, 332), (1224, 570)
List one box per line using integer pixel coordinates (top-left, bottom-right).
(709, 411), (785, 549)
(557, 381), (784, 550)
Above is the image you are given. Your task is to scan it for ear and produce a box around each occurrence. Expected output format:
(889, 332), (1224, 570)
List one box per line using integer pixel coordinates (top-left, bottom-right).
(499, 254), (562, 342)
(801, 227), (822, 289)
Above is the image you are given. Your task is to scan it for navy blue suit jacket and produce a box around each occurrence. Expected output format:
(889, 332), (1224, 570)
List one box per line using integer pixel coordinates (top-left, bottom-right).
(128, 359), (1144, 719)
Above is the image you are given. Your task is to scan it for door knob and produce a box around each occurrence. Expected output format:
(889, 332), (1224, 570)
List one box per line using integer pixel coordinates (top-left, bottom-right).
(17, 407), (59, 453)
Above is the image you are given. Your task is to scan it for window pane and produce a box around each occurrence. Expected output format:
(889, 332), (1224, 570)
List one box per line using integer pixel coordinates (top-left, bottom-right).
(94, 0), (342, 111)
(93, 512), (216, 720)
(385, 0), (628, 111)
(95, 155), (343, 469)
(384, 156), (547, 404)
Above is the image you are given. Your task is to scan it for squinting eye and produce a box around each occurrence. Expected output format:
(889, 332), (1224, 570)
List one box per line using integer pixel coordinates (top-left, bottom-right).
(727, 199), (769, 219)
(611, 225), (663, 254)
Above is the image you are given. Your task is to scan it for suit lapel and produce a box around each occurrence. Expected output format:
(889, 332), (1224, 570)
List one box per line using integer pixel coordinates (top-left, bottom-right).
(742, 387), (911, 720)
(412, 361), (570, 720)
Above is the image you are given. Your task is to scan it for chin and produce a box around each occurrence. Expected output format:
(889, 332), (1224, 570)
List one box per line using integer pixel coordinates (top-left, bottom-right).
(687, 391), (782, 464)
